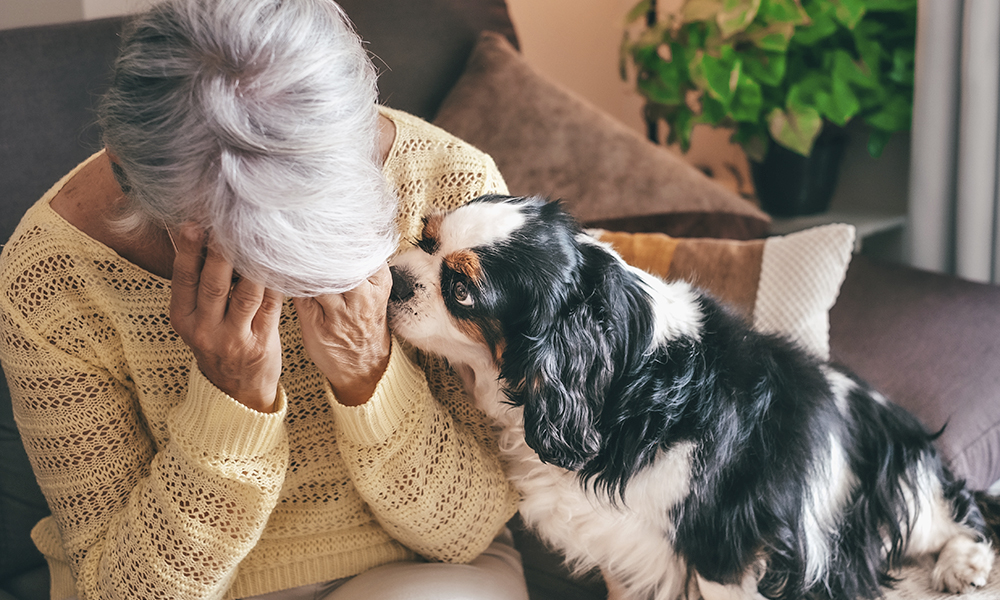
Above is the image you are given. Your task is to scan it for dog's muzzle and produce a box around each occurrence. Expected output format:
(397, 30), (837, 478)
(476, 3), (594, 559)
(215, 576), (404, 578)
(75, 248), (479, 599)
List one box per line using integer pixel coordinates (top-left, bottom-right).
(389, 265), (416, 303)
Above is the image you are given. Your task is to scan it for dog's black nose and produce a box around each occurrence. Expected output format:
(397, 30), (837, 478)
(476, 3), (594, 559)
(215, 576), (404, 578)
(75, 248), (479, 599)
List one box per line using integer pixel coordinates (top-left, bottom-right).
(389, 265), (415, 303)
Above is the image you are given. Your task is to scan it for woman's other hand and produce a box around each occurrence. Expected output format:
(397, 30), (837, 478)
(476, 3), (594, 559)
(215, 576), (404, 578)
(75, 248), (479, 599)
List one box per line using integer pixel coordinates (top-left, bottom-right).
(293, 263), (392, 407)
(169, 223), (285, 413)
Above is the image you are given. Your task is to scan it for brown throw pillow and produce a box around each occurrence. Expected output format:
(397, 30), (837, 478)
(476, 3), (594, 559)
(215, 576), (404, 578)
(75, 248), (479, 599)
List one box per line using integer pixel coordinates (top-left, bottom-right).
(593, 225), (856, 359)
(433, 31), (771, 240)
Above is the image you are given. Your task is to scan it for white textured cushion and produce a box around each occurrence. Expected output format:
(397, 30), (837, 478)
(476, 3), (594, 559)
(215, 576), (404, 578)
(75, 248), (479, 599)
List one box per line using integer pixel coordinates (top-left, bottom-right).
(754, 224), (855, 359)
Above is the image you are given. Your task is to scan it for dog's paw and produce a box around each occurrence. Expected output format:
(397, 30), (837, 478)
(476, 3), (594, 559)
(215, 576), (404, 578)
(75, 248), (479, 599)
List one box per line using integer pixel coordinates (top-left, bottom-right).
(931, 535), (994, 593)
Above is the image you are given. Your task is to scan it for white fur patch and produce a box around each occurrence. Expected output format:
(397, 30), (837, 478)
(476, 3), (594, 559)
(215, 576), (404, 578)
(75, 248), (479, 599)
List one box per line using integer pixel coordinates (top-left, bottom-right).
(436, 200), (526, 256)
(821, 365), (857, 415)
(634, 271), (704, 348)
(802, 433), (857, 587)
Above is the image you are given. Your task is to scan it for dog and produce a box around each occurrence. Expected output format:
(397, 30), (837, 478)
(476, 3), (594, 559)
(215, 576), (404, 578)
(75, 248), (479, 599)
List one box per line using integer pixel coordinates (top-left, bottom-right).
(386, 194), (994, 600)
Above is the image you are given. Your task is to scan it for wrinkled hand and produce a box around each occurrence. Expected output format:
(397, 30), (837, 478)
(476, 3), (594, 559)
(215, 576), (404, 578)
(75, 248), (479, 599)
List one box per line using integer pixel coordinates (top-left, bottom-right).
(169, 224), (285, 413)
(293, 263), (392, 407)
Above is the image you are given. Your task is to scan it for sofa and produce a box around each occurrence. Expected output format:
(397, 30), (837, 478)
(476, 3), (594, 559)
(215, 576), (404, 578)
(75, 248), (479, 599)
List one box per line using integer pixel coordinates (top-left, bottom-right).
(2, 1), (999, 599)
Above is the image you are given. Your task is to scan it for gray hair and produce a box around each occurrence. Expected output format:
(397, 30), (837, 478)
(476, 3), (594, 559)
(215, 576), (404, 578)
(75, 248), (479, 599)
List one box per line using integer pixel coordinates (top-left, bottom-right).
(100, 0), (398, 296)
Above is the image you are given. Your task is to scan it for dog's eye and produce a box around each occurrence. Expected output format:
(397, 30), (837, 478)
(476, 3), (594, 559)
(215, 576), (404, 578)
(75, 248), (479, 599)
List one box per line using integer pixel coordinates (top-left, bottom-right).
(453, 280), (474, 307)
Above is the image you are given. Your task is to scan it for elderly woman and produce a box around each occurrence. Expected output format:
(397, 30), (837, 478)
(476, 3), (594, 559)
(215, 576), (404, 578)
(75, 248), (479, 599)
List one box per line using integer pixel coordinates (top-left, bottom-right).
(0, 0), (527, 599)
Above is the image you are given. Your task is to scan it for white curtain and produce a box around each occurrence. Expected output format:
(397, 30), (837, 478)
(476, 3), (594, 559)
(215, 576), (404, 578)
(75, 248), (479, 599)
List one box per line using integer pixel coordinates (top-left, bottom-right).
(908, 0), (1000, 284)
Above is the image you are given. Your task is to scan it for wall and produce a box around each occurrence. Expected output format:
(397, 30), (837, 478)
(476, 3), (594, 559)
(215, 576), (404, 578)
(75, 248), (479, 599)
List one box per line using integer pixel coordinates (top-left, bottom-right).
(1, 0), (81, 29)
(506, 0), (647, 137)
(82, 0), (154, 20)
(0, 0), (153, 28)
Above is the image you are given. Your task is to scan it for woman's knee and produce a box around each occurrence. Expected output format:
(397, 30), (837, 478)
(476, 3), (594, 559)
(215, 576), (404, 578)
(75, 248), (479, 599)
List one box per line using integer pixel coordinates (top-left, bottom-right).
(323, 531), (528, 600)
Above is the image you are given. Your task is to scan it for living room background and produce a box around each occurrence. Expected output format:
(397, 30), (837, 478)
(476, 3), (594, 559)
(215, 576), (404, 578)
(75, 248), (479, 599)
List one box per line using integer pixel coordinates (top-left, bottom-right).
(1, 0), (912, 265)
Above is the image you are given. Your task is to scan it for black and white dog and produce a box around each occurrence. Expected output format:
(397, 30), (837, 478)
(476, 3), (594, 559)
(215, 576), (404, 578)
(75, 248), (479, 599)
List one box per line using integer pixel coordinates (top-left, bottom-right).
(387, 195), (994, 600)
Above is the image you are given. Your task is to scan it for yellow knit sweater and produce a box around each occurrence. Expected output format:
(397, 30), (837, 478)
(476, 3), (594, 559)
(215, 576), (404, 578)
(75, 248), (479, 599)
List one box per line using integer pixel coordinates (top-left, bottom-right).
(0, 108), (519, 600)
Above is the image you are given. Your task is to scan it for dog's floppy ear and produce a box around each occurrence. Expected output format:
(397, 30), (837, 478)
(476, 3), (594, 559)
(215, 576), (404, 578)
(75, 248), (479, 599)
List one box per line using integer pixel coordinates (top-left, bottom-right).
(503, 240), (652, 472)
(513, 303), (610, 471)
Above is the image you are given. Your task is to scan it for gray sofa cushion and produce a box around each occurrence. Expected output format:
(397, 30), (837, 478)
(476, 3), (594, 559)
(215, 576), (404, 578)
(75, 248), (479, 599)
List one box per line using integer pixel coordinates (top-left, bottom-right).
(830, 255), (1000, 491)
(338, 0), (518, 121)
(0, 17), (124, 246)
(0, 388), (48, 590)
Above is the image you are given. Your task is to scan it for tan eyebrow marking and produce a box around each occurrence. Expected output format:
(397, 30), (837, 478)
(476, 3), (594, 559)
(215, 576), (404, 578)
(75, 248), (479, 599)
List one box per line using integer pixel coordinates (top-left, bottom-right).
(443, 249), (483, 283)
(419, 214), (443, 254)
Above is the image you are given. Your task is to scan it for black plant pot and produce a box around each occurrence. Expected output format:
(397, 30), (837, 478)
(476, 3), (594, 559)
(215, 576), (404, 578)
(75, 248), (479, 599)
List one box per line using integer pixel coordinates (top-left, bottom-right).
(750, 124), (848, 217)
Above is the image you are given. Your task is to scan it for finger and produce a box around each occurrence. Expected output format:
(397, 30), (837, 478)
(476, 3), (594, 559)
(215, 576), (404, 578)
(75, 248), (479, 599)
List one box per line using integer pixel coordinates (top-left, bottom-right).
(292, 294), (344, 327)
(226, 277), (267, 323)
(170, 223), (207, 318)
(252, 287), (285, 335)
(196, 238), (236, 324)
(369, 262), (393, 292)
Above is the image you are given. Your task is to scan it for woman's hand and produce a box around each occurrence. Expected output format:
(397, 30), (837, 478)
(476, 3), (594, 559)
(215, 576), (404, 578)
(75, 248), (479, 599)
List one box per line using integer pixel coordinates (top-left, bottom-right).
(293, 263), (393, 407)
(169, 224), (285, 413)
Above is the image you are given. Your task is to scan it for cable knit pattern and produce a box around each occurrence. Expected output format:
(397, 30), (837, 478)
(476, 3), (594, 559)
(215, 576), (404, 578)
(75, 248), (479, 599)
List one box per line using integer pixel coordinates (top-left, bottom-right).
(0, 107), (517, 600)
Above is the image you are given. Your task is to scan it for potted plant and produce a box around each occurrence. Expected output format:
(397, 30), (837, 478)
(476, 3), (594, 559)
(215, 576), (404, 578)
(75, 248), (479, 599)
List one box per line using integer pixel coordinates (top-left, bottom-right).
(621, 0), (916, 216)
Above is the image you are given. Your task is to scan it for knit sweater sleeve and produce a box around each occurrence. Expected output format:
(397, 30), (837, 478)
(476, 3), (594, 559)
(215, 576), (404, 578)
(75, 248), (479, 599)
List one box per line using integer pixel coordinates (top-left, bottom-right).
(329, 340), (518, 564)
(0, 223), (289, 600)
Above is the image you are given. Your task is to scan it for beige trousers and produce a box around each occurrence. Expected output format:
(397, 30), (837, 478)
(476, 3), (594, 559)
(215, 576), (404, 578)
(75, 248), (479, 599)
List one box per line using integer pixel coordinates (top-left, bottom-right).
(241, 529), (529, 600)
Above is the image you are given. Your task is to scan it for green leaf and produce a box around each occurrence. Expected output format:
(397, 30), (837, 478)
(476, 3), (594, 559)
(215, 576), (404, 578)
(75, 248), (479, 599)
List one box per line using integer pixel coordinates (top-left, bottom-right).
(853, 20), (884, 77)
(824, 78), (860, 125)
(683, 0), (725, 22)
(758, 0), (809, 25)
(638, 76), (684, 105)
(717, 0), (762, 38)
(788, 71), (859, 126)
(665, 105), (697, 150)
(864, 93), (912, 132)
(635, 46), (688, 105)
(744, 50), (787, 86)
(866, 128), (892, 158)
(768, 105), (823, 155)
(689, 48), (740, 105)
(744, 21), (795, 52)
(625, 0), (654, 24)
(890, 48), (915, 85)
(792, 2), (839, 45)
(832, 0), (866, 29)
(831, 49), (878, 90)
(730, 72), (765, 122)
(788, 73), (827, 105)
(683, 21), (710, 54)
(700, 94), (730, 124)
